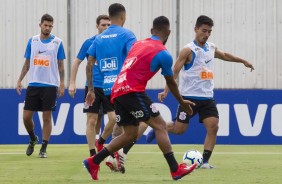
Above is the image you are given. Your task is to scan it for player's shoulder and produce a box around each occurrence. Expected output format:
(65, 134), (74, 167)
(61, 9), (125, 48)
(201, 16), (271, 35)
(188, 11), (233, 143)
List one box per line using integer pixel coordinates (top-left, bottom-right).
(156, 50), (173, 61)
(84, 35), (97, 44)
(206, 42), (216, 49)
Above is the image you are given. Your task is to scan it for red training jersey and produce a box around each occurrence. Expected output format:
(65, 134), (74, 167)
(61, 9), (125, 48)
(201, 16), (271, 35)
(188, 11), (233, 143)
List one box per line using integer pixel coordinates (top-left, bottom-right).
(111, 38), (167, 103)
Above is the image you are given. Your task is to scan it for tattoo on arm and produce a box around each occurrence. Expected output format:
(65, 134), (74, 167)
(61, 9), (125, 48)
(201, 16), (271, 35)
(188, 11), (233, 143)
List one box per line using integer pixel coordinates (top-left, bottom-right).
(58, 60), (65, 84)
(86, 57), (94, 91)
(18, 59), (30, 82)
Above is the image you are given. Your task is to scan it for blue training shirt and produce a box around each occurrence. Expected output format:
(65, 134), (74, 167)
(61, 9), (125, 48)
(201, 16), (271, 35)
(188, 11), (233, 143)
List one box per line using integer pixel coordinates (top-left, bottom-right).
(76, 35), (103, 88)
(24, 35), (66, 87)
(87, 24), (136, 95)
(149, 36), (173, 76)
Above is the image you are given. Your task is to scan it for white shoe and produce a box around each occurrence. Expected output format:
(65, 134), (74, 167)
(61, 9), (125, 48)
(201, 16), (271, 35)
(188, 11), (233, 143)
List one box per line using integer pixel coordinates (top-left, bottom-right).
(115, 148), (126, 174)
(105, 155), (119, 172)
(200, 163), (215, 169)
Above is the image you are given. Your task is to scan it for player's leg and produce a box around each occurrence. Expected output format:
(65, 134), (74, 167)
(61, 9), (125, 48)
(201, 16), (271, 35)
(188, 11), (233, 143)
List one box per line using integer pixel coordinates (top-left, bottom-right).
(39, 111), (52, 158)
(201, 117), (218, 169)
(146, 104), (192, 143)
(146, 113), (196, 180)
(95, 113), (103, 139)
(23, 87), (39, 156)
(39, 86), (57, 158)
(198, 99), (219, 169)
(86, 112), (98, 156)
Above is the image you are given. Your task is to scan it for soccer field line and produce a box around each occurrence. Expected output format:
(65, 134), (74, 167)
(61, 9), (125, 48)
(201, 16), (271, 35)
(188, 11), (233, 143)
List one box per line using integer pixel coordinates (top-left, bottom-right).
(1, 151), (282, 155)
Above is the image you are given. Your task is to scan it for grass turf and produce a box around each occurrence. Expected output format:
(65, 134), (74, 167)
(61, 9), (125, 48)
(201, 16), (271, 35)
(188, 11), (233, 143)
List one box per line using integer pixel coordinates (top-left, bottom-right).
(0, 144), (281, 184)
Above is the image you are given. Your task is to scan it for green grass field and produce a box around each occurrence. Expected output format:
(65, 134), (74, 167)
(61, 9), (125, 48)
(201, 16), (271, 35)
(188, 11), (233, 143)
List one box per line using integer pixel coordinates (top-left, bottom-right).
(0, 144), (281, 184)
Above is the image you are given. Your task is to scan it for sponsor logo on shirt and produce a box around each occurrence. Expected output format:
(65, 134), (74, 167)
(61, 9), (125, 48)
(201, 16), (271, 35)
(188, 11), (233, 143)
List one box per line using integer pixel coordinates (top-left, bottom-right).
(104, 75), (117, 84)
(100, 57), (118, 71)
(101, 34), (117, 39)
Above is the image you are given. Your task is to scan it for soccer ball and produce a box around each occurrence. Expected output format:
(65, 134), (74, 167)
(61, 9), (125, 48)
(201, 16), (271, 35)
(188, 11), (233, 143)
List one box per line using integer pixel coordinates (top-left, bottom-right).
(182, 150), (203, 168)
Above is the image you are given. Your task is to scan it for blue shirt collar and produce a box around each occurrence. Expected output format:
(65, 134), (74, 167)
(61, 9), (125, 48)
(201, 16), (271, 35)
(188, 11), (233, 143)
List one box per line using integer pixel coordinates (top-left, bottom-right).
(193, 40), (209, 51)
(151, 35), (161, 40)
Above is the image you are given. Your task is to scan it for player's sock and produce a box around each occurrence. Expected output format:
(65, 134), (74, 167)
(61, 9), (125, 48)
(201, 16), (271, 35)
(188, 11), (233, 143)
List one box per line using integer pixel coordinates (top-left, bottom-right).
(123, 141), (135, 154)
(202, 150), (212, 163)
(40, 140), (48, 152)
(28, 130), (37, 141)
(98, 136), (106, 144)
(90, 149), (96, 156)
(164, 152), (178, 172)
(93, 147), (111, 164)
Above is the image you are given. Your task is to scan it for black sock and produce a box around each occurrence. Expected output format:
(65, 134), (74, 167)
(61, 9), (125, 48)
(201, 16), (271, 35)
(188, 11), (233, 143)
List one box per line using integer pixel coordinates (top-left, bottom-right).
(40, 140), (48, 152)
(28, 130), (36, 141)
(123, 141), (135, 154)
(98, 136), (106, 144)
(203, 150), (212, 163)
(90, 149), (96, 156)
(164, 152), (178, 172)
(93, 147), (111, 165)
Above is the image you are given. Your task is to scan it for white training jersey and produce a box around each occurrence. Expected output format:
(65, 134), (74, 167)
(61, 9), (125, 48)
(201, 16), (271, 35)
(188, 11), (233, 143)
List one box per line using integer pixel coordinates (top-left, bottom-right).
(179, 41), (216, 98)
(28, 35), (62, 86)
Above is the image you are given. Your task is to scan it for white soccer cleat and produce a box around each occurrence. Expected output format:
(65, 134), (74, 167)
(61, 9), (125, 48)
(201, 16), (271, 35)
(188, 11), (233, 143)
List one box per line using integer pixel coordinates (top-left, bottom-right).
(115, 148), (126, 174)
(105, 155), (119, 172)
(200, 163), (215, 169)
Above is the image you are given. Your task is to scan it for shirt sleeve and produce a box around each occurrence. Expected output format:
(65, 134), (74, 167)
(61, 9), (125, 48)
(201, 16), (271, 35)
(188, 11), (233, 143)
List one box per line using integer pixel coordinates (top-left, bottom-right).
(150, 50), (173, 76)
(24, 38), (32, 59)
(125, 31), (137, 55)
(76, 40), (91, 61)
(87, 40), (97, 58)
(57, 43), (66, 60)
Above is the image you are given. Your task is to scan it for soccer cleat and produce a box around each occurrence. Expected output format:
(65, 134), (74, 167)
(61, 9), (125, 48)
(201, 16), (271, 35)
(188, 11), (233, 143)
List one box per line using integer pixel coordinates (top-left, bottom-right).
(146, 129), (156, 143)
(39, 151), (47, 158)
(26, 136), (39, 156)
(114, 149), (126, 173)
(171, 163), (197, 180)
(200, 163), (215, 169)
(105, 155), (119, 172)
(83, 156), (100, 180)
(95, 140), (104, 152)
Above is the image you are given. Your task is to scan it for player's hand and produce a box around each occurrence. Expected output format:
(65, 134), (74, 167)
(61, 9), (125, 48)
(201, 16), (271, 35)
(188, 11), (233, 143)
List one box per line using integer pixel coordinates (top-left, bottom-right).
(243, 61), (254, 72)
(180, 100), (196, 115)
(16, 81), (22, 95)
(158, 91), (168, 102)
(58, 83), (65, 98)
(68, 83), (76, 98)
(85, 90), (95, 107)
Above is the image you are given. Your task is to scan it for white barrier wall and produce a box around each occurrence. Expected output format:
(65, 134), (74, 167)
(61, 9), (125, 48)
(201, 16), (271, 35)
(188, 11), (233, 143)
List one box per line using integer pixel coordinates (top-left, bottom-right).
(0, 0), (281, 89)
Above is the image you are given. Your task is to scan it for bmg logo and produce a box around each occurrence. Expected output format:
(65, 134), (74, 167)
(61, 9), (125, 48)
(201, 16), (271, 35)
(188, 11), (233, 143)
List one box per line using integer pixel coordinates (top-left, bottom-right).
(100, 57), (118, 71)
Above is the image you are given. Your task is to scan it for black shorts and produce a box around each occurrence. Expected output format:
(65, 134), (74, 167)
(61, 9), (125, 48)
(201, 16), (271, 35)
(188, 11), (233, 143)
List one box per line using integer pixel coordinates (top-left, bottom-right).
(83, 87), (114, 113)
(24, 86), (57, 111)
(176, 98), (219, 124)
(113, 92), (160, 126)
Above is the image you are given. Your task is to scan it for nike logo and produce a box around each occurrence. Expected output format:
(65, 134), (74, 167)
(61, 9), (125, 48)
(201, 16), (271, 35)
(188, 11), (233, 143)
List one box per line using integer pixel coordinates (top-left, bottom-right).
(205, 59), (212, 64)
(38, 50), (47, 54)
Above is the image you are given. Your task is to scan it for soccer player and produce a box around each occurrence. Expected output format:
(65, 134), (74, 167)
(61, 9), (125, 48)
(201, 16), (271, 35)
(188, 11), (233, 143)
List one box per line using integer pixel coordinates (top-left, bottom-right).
(85, 3), (137, 173)
(68, 15), (111, 156)
(83, 15), (197, 181)
(147, 15), (255, 169)
(16, 14), (65, 158)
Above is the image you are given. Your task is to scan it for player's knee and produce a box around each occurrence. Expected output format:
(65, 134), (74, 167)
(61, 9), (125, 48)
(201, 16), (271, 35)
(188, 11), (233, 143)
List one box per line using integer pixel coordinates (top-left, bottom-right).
(174, 128), (186, 135)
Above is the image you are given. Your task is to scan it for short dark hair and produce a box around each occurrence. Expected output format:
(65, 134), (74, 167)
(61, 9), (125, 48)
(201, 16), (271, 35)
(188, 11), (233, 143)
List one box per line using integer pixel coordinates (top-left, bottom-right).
(153, 16), (170, 31)
(108, 3), (126, 18)
(195, 15), (214, 28)
(96, 15), (110, 25)
(40, 14), (53, 24)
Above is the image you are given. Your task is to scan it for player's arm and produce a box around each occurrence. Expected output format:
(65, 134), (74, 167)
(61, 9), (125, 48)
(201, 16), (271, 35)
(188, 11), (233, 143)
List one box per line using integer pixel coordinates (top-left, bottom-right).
(68, 58), (82, 98)
(164, 75), (194, 115)
(85, 55), (95, 106)
(16, 59), (30, 95)
(57, 43), (66, 97)
(58, 59), (65, 97)
(17, 39), (31, 95)
(215, 47), (254, 71)
(158, 47), (192, 102)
